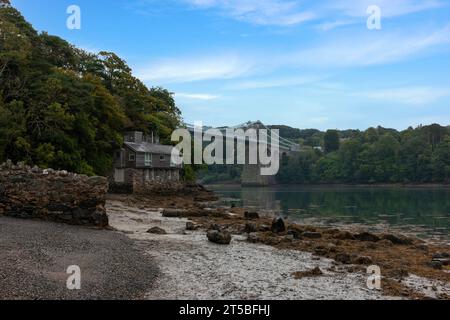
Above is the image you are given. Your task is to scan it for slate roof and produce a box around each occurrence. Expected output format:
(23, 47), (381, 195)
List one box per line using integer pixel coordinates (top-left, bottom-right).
(124, 142), (174, 155)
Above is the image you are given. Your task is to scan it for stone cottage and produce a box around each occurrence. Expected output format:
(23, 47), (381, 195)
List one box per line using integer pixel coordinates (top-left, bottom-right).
(111, 131), (182, 193)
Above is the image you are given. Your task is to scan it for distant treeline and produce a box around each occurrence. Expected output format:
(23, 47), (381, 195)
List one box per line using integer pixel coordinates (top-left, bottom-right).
(0, 4), (181, 176)
(277, 125), (450, 184)
(199, 124), (450, 184)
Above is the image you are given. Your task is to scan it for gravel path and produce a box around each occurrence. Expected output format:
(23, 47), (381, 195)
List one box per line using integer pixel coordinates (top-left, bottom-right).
(0, 216), (158, 300)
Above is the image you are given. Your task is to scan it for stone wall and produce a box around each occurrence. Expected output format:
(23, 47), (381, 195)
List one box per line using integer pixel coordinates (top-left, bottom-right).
(0, 161), (109, 227)
(109, 167), (183, 195)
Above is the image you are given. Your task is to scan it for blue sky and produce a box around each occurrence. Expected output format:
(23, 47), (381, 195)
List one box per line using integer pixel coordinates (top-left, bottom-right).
(11, 0), (450, 130)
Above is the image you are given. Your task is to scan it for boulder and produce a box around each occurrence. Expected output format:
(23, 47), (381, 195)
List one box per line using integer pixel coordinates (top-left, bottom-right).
(382, 234), (413, 245)
(354, 232), (380, 242)
(162, 209), (188, 217)
(147, 227), (167, 235)
(429, 261), (443, 270)
(207, 230), (232, 245)
(271, 217), (286, 233)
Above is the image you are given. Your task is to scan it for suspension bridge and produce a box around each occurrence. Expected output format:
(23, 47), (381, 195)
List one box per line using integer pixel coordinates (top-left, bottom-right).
(183, 121), (301, 186)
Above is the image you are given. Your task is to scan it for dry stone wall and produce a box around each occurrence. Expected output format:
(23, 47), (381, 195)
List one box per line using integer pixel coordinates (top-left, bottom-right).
(0, 160), (109, 227)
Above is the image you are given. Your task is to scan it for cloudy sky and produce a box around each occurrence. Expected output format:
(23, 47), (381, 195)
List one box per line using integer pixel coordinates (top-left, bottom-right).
(12, 0), (450, 130)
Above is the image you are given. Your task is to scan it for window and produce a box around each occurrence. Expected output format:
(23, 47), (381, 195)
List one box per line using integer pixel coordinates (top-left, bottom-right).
(129, 153), (135, 161)
(160, 155), (165, 161)
(145, 153), (152, 166)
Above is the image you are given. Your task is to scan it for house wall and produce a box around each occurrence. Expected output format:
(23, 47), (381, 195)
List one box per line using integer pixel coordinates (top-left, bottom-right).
(111, 131), (182, 194)
(114, 148), (136, 168)
(109, 167), (182, 194)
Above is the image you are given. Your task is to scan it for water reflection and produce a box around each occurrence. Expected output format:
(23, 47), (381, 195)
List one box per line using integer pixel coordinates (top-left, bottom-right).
(210, 185), (450, 240)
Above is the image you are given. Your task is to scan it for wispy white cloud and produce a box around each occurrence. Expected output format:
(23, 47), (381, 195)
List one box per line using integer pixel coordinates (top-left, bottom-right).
(180, 0), (446, 29)
(175, 93), (221, 100)
(135, 23), (450, 84)
(314, 0), (447, 31)
(225, 76), (324, 90)
(183, 0), (315, 26)
(316, 20), (357, 32)
(135, 53), (256, 83)
(289, 24), (450, 67)
(353, 86), (450, 105)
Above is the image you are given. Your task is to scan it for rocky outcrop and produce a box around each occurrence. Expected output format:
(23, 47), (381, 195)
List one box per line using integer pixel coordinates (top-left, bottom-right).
(0, 161), (108, 227)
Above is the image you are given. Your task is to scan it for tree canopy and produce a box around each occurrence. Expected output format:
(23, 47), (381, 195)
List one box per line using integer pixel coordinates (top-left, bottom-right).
(277, 125), (450, 184)
(0, 5), (181, 175)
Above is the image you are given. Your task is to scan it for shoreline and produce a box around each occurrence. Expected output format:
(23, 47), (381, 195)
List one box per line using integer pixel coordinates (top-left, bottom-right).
(1, 186), (449, 300)
(107, 190), (449, 300)
(105, 194), (386, 300)
(206, 183), (450, 188)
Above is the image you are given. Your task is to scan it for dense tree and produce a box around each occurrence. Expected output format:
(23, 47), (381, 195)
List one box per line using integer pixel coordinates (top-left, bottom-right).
(0, 5), (182, 176)
(277, 125), (449, 184)
(324, 130), (340, 154)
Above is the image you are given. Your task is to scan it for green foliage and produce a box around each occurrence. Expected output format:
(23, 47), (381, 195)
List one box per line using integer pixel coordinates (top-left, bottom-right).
(194, 125), (449, 186)
(278, 125), (450, 184)
(324, 130), (340, 154)
(0, 6), (181, 176)
(182, 165), (197, 182)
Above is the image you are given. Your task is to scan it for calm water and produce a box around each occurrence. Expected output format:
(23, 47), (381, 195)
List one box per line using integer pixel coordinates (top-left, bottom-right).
(209, 185), (450, 240)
